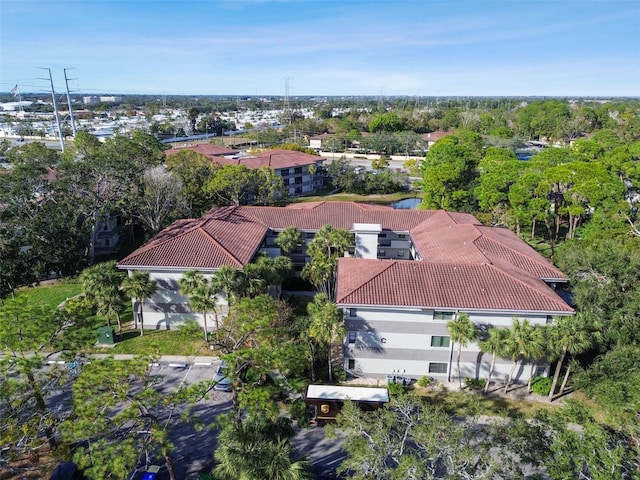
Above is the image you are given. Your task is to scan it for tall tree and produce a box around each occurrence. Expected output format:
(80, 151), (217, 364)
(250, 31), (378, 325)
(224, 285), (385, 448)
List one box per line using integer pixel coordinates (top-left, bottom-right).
(61, 357), (214, 480)
(547, 314), (594, 400)
(80, 260), (126, 334)
(275, 226), (303, 255)
(307, 294), (345, 383)
(446, 313), (478, 387)
(179, 270), (218, 341)
(165, 149), (218, 216)
(502, 318), (534, 393)
(213, 415), (311, 480)
(302, 225), (352, 301)
(121, 270), (157, 337)
(479, 327), (509, 394)
(134, 165), (186, 235)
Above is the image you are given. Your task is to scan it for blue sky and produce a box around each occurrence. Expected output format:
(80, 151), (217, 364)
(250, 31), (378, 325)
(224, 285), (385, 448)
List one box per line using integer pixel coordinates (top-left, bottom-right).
(1, 0), (639, 97)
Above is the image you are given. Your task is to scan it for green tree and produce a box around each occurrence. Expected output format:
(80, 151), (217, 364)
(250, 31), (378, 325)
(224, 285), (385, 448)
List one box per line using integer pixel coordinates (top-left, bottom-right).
(0, 296), (94, 471)
(502, 318), (534, 393)
(61, 357), (214, 480)
(165, 149), (218, 216)
(368, 112), (404, 133)
(479, 327), (509, 394)
(307, 293), (345, 383)
(547, 314), (594, 400)
(420, 132), (482, 211)
(121, 270), (157, 337)
(302, 225), (352, 301)
(446, 313), (478, 387)
(179, 270), (218, 341)
(80, 260), (126, 334)
(331, 394), (523, 479)
(206, 164), (256, 206)
(275, 226), (303, 255)
(213, 415), (311, 480)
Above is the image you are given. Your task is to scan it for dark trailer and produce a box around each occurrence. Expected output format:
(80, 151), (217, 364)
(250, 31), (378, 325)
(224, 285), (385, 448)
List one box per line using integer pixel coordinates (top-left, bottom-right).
(305, 385), (390, 423)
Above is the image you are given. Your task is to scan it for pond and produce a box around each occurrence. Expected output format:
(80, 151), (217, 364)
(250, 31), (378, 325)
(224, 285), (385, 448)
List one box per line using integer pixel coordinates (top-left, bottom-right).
(391, 197), (421, 209)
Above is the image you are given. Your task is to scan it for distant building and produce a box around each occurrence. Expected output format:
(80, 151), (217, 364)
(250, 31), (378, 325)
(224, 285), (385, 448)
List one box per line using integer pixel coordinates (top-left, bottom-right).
(82, 96), (123, 105)
(166, 147), (324, 197)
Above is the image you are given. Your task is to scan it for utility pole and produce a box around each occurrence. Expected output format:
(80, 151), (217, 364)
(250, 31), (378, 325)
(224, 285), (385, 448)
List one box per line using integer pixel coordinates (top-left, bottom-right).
(283, 76), (292, 125)
(39, 67), (65, 152)
(64, 68), (78, 136)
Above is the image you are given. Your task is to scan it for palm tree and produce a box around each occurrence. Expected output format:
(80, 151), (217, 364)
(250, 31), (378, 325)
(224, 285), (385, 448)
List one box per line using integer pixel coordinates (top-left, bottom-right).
(213, 416), (312, 480)
(80, 261), (125, 334)
(502, 318), (534, 393)
(479, 327), (509, 394)
(211, 265), (243, 309)
(275, 226), (303, 255)
(179, 270), (218, 341)
(307, 293), (345, 383)
(121, 270), (157, 337)
(547, 314), (593, 400)
(522, 325), (547, 393)
(446, 313), (478, 387)
(302, 225), (352, 301)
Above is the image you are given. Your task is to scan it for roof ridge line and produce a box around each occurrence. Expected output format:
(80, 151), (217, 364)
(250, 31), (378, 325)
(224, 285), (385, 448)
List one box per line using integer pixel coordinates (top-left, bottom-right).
(474, 232), (563, 275)
(196, 223), (243, 267)
(119, 219), (198, 262)
(340, 259), (396, 300)
(484, 263), (571, 310)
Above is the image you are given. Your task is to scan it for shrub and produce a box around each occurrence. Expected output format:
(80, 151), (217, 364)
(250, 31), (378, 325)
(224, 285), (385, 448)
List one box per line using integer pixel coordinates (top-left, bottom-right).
(417, 376), (435, 388)
(290, 398), (310, 426)
(464, 377), (486, 390)
(388, 382), (405, 395)
(333, 367), (347, 382)
(178, 319), (203, 339)
(531, 376), (552, 396)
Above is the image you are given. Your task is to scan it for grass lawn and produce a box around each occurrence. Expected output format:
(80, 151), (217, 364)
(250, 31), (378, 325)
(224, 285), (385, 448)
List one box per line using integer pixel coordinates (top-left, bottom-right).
(14, 280), (83, 309)
(103, 327), (216, 357)
(294, 191), (423, 205)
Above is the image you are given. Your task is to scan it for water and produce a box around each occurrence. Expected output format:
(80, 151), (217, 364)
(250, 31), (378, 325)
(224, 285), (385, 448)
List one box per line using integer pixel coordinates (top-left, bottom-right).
(392, 197), (421, 209)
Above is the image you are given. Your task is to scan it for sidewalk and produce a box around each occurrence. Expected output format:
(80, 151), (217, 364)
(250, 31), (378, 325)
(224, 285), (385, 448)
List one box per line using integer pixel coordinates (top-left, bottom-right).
(37, 352), (221, 366)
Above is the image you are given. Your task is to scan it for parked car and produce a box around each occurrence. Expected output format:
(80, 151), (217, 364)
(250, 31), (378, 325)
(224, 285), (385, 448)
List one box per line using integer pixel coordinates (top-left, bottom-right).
(213, 361), (232, 392)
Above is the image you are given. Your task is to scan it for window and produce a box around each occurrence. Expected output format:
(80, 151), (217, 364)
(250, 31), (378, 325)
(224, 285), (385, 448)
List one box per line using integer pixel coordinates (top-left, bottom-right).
(378, 249), (386, 256)
(397, 251), (404, 257)
(430, 336), (450, 348)
(348, 331), (357, 344)
(433, 311), (454, 321)
(428, 362), (448, 374)
(348, 359), (355, 370)
(295, 176), (303, 185)
(294, 167), (303, 174)
(398, 234), (406, 239)
(104, 239), (110, 246)
(546, 315), (554, 324)
(348, 308), (357, 318)
(535, 365), (547, 377)
(379, 233), (387, 238)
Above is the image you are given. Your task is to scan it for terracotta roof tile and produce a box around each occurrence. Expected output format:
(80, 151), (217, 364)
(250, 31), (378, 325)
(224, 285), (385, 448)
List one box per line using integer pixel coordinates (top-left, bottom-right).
(118, 215), (267, 269)
(336, 258), (573, 313)
(119, 201), (571, 314)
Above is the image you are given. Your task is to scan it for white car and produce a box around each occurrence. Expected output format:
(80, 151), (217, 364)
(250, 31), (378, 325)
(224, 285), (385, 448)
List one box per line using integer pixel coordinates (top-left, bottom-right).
(213, 361), (232, 392)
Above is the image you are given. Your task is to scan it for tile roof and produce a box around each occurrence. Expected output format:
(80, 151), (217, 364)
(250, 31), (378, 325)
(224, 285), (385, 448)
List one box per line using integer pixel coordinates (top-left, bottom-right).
(209, 149), (322, 170)
(336, 258), (573, 313)
(165, 144), (240, 157)
(119, 201), (570, 313)
(118, 216), (267, 269)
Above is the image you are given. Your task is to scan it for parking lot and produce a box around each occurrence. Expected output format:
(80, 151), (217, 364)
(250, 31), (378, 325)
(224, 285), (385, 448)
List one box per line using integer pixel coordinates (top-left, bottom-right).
(138, 362), (234, 479)
(39, 358), (345, 480)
